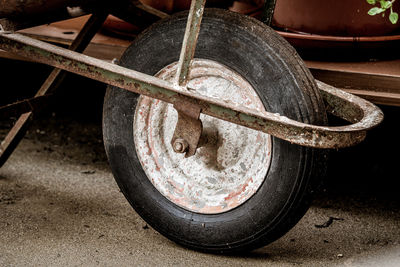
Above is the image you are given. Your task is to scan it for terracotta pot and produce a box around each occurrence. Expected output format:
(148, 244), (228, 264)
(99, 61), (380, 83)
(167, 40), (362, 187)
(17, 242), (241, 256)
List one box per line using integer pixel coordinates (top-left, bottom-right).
(140, 0), (175, 13)
(230, 0), (264, 16)
(277, 30), (400, 60)
(102, 0), (235, 37)
(102, 15), (140, 37)
(273, 0), (400, 36)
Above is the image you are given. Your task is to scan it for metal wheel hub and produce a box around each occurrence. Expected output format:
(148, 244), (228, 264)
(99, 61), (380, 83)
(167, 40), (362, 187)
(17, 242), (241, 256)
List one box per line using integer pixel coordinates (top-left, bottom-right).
(134, 59), (272, 214)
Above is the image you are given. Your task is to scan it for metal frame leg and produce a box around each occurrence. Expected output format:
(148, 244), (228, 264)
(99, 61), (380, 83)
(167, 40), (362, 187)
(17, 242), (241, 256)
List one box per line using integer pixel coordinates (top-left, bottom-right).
(170, 0), (206, 157)
(0, 13), (108, 167)
(175, 0), (206, 86)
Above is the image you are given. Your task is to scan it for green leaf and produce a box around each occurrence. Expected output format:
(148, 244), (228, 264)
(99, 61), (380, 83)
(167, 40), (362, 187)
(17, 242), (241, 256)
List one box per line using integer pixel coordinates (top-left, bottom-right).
(390, 11), (399, 23)
(368, 7), (385, 15)
(380, 0), (392, 9)
(366, 0), (376, 4)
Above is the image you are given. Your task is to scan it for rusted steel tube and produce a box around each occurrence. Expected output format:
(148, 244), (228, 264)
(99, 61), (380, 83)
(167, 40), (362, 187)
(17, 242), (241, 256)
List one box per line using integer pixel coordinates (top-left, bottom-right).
(0, 32), (383, 148)
(175, 0), (206, 85)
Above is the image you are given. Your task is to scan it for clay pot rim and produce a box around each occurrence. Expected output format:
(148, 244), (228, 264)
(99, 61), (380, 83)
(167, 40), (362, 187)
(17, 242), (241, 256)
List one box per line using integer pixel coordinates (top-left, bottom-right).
(278, 31), (400, 42)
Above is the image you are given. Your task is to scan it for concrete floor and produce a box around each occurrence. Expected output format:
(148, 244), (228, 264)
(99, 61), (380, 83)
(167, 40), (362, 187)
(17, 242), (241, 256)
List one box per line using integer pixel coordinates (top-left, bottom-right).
(1, 113), (399, 266)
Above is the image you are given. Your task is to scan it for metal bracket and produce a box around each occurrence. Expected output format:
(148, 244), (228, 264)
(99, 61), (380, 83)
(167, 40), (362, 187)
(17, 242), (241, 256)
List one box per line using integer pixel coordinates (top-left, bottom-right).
(171, 102), (203, 157)
(170, 0), (205, 157)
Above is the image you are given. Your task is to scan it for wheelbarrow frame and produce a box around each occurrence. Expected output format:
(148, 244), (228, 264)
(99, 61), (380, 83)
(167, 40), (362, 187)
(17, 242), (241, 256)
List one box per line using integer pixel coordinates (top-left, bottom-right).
(0, 0), (383, 166)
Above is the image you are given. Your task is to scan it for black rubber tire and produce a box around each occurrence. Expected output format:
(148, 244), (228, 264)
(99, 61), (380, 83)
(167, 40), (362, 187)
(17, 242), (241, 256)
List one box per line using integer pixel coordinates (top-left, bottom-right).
(103, 9), (328, 253)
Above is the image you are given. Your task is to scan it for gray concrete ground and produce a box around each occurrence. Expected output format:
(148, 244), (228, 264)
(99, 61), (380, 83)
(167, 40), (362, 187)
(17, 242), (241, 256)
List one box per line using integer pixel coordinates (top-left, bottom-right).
(1, 115), (399, 266)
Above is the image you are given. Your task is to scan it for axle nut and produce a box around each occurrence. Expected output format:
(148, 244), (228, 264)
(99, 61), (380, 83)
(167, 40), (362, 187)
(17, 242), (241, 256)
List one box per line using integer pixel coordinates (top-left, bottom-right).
(173, 138), (188, 153)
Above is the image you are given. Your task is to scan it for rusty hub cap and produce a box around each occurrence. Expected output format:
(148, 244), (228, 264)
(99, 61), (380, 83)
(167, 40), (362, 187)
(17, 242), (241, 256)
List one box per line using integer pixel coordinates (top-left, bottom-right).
(134, 59), (272, 214)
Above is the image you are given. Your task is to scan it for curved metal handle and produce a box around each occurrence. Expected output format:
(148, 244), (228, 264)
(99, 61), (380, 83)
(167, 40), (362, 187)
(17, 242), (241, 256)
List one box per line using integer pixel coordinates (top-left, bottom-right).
(0, 32), (383, 149)
(258, 80), (385, 148)
(195, 80), (384, 149)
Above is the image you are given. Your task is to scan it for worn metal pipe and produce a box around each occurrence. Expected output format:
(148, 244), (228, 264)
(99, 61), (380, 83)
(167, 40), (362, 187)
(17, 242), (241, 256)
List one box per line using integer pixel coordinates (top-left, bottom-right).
(175, 0), (206, 85)
(0, 32), (384, 148)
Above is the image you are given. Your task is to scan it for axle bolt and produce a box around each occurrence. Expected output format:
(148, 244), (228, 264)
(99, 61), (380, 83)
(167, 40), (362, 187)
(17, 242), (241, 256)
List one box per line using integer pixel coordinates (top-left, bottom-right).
(173, 138), (188, 153)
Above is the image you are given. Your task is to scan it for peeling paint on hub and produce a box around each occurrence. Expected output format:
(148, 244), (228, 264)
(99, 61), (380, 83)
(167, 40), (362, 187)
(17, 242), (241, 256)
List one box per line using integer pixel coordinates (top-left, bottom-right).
(134, 59), (272, 214)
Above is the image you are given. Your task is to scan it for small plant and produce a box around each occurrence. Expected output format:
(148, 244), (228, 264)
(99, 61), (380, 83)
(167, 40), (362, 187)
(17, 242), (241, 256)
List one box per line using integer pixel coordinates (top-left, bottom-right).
(367, 0), (398, 24)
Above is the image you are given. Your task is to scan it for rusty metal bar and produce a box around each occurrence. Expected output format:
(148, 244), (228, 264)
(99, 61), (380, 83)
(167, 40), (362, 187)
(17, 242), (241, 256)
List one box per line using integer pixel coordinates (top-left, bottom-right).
(0, 31), (384, 149)
(0, 13), (107, 167)
(175, 0), (206, 86)
(134, 1), (169, 19)
(172, 0), (206, 157)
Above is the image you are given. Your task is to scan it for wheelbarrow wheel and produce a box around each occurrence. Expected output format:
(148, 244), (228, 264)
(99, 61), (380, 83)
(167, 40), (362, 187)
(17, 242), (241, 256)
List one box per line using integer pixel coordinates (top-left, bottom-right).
(103, 9), (328, 253)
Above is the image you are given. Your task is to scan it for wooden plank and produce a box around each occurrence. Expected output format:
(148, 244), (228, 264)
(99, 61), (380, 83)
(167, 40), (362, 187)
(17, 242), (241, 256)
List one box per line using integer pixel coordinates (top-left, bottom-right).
(309, 69), (400, 94)
(342, 89), (400, 107)
(306, 59), (400, 77)
(20, 15), (131, 48)
(0, 15), (129, 62)
(307, 60), (400, 106)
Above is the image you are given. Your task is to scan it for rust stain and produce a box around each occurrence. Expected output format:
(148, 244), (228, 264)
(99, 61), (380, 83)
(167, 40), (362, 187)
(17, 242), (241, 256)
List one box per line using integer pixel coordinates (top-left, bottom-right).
(224, 178), (253, 201)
